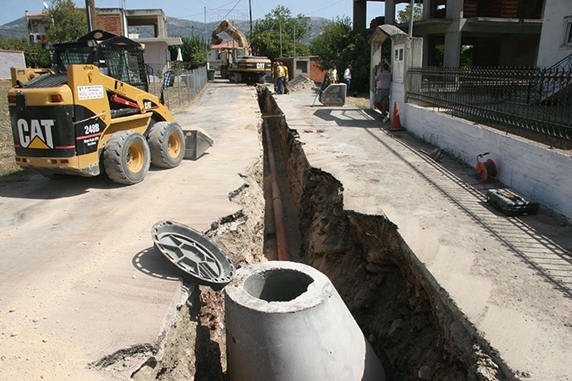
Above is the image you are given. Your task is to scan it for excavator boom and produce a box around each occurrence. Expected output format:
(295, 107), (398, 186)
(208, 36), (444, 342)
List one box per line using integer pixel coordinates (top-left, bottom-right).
(211, 20), (250, 56)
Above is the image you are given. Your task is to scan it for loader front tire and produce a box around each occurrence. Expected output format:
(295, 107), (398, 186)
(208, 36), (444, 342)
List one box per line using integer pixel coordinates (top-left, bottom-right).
(103, 131), (150, 185)
(147, 121), (185, 168)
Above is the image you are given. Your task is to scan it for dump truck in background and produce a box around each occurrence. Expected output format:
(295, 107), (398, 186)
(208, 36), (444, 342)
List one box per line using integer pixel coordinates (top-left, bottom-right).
(211, 20), (271, 84)
(6, 30), (211, 185)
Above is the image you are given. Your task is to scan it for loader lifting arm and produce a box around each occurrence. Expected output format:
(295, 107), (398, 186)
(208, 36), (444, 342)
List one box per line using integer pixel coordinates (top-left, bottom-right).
(211, 20), (251, 56)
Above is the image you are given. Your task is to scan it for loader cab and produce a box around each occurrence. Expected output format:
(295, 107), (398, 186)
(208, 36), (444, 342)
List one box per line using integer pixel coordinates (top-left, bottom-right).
(52, 29), (149, 92)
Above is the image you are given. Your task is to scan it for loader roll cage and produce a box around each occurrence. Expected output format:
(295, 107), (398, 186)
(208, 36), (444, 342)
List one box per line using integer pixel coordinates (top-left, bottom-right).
(52, 29), (149, 92)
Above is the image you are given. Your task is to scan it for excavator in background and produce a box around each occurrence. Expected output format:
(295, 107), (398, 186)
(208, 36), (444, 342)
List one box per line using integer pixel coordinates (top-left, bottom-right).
(211, 20), (271, 84)
(7, 30), (211, 185)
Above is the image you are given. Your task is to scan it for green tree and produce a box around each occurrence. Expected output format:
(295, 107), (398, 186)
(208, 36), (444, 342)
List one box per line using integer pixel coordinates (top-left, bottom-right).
(397, 4), (423, 24)
(460, 45), (473, 67)
(310, 17), (353, 70)
(310, 16), (387, 93)
(431, 44), (473, 67)
(169, 36), (210, 70)
(0, 36), (51, 68)
(24, 41), (52, 68)
(43, 0), (88, 43)
(250, 6), (311, 60)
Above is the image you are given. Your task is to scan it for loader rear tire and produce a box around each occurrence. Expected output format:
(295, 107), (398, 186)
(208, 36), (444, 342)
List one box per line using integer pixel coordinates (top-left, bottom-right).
(147, 121), (185, 168)
(103, 131), (150, 185)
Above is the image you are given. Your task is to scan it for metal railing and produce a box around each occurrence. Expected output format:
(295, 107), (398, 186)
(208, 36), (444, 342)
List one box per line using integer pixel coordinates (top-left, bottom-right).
(407, 66), (572, 149)
(145, 65), (209, 111)
(549, 52), (572, 71)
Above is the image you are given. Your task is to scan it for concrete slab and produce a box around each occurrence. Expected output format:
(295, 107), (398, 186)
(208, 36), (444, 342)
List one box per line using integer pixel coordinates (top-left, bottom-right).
(274, 93), (572, 381)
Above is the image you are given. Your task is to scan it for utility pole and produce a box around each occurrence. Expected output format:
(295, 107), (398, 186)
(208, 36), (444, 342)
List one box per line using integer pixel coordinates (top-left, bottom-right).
(408, 0), (414, 37)
(293, 24), (296, 58)
(249, 0), (253, 36)
(204, 7), (208, 50)
(85, 0), (95, 32)
(279, 22), (282, 57)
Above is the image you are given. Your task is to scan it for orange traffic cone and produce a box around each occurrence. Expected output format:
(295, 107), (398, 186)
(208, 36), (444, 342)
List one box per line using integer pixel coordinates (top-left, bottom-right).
(390, 102), (404, 131)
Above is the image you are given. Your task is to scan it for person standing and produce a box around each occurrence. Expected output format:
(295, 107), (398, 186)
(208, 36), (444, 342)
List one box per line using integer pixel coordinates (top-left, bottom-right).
(272, 61), (278, 93)
(282, 62), (290, 94)
(220, 49), (229, 79)
(343, 64), (352, 96)
(276, 62), (286, 94)
(374, 63), (391, 123)
(328, 64), (338, 84)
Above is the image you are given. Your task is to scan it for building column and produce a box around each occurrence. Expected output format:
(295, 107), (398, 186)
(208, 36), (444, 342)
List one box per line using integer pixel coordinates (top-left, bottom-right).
(157, 16), (167, 38)
(446, 0), (464, 19)
(422, 0), (432, 20)
(444, 20), (463, 67)
(444, 0), (464, 67)
(353, 0), (367, 31)
(422, 33), (430, 66)
(385, 0), (395, 24)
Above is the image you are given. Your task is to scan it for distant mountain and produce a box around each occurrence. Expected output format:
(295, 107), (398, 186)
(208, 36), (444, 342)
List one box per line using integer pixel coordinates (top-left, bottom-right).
(0, 17), (28, 39)
(0, 16), (326, 44)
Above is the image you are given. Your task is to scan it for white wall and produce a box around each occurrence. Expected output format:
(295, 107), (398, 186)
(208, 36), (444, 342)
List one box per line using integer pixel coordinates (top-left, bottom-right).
(401, 103), (572, 220)
(142, 42), (169, 76)
(537, 0), (572, 68)
(0, 50), (25, 79)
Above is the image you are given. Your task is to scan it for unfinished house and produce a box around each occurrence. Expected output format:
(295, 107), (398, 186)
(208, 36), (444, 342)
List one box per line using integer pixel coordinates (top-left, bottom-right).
(95, 8), (182, 75)
(355, 0), (546, 67)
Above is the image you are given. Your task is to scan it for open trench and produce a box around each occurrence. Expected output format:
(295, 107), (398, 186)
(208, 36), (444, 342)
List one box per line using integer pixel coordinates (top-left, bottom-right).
(124, 86), (509, 381)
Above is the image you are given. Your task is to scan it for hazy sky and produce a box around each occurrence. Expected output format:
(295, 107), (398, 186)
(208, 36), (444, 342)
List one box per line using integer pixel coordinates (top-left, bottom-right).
(0, 0), (387, 27)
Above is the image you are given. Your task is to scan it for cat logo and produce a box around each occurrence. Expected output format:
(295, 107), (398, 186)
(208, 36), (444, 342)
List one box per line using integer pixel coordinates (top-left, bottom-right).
(17, 119), (55, 149)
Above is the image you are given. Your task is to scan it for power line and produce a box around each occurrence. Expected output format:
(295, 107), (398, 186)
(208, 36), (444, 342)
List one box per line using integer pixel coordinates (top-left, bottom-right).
(250, 0), (266, 18)
(220, 0), (243, 21)
(305, 0), (346, 17)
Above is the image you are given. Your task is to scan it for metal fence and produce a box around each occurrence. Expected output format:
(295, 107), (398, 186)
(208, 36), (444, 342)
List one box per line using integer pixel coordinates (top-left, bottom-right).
(407, 66), (572, 149)
(146, 65), (209, 111)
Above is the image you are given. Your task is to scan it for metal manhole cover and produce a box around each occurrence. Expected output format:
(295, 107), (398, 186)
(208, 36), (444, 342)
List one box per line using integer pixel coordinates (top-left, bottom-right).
(152, 221), (235, 290)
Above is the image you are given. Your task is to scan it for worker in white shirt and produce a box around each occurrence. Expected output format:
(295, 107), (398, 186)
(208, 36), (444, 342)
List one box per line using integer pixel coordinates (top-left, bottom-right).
(343, 64), (352, 96)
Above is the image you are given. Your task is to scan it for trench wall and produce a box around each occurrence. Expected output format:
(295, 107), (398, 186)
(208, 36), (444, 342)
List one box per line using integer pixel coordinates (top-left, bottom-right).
(259, 87), (510, 381)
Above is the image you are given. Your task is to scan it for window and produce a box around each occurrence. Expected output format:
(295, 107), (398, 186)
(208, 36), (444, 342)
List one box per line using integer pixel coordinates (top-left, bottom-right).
(565, 17), (572, 47)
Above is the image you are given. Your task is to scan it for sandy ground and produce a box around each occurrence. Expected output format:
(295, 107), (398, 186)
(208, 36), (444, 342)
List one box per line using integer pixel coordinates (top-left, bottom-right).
(275, 91), (572, 381)
(0, 81), (262, 380)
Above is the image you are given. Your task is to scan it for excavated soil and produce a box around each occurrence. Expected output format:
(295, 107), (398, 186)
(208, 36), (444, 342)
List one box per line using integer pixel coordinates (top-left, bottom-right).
(130, 86), (507, 381)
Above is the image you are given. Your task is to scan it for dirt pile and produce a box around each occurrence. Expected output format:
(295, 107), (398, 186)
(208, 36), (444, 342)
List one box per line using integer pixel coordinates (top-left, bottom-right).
(287, 75), (317, 93)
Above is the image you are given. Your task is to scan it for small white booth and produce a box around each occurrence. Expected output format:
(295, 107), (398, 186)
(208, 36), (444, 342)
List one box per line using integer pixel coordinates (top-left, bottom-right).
(369, 25), (422, 122)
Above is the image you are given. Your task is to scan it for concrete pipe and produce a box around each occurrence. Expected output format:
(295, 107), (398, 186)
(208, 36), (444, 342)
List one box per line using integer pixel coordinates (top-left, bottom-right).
(224, 261), (386, 381)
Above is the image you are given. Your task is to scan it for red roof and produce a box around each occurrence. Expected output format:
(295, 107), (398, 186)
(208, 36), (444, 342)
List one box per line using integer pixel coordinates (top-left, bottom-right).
(26, 11), (48, 18)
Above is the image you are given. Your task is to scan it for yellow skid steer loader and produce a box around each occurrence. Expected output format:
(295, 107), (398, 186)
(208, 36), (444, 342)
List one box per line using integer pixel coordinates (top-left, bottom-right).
(8, 30), (186, 185)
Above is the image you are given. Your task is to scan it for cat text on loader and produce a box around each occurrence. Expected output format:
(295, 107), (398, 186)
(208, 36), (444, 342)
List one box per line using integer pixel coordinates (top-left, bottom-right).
(7, 30), (211, 185)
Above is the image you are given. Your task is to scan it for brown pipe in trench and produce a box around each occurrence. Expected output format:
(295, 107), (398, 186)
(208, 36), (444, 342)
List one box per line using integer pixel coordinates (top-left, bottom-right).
(263, 117), (291, 261)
